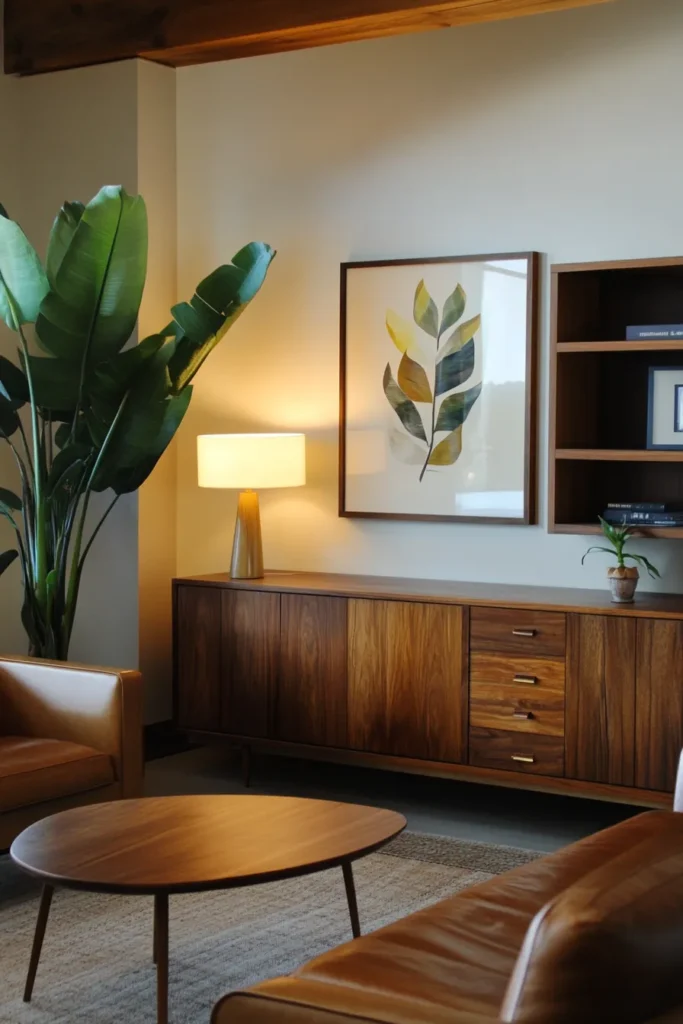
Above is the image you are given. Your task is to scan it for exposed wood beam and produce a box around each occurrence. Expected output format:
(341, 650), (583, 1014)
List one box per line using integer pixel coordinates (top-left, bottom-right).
(5, 0), (616, 76)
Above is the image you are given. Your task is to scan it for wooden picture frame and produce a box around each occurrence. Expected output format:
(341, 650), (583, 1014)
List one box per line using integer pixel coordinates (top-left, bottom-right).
(339, 252), (539, 524)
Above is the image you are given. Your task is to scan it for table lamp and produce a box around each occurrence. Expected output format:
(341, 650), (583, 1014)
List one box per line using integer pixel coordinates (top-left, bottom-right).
(197, 433), (306, 579)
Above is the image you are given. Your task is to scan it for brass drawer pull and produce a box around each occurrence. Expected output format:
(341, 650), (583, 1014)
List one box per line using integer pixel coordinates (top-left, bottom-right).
(513, 710), (534, 720)
(512, 628), (537, 638)
(511, 754), (536, 764)
(513, 674), (538, 686)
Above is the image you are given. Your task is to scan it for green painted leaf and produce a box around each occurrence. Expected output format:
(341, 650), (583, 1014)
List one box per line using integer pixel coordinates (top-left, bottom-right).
(438, 315), (481, 362)
(428, 426), (463, 467)
(0, 216), (49, 328)
(0, 354), (29, 405)
(46, 201), (85, 288)
(36, 186), (148, 362)
(0, 395), (20, 438)
(435, 382), (482, 433)
(0, 549), (18, 578)
(440, 283), (466, 336)
(383, 364), (428, 443)
(413, 280), (439, 338)
(397, 352), (432, 403)
(435, 339), (475, 396)
(388, 428), (427, 465)
(0, 486), (22, 511)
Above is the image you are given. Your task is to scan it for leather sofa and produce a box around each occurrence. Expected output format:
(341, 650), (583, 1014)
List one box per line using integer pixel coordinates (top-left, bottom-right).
(212, 808), (683, 1024)
(0, 655), (143, 850)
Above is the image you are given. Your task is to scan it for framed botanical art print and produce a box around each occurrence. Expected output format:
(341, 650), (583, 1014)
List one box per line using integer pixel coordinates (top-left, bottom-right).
(339, 253), (539, 523)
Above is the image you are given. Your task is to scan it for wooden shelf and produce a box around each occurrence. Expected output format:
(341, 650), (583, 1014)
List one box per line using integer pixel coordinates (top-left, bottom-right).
(558, 340), (683, 353)
(553, 522), (683, 539)
(556, 449), (683, 463)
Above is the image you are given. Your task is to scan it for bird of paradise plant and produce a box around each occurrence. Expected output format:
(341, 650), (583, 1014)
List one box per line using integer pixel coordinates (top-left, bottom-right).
(383, 279), (481, 481)
(0, 185), (274, 659)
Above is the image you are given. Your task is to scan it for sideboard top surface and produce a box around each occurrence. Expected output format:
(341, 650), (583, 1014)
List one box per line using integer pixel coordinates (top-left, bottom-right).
(173, 571), (683, 619)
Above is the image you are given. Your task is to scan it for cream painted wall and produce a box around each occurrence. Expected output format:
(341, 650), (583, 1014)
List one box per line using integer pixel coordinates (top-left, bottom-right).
(175, 0), (683, 593)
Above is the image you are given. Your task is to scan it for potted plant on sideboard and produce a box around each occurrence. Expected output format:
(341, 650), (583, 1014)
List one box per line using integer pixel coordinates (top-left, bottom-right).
(582, 516), (660, 603)
(0, 185), (274, 659)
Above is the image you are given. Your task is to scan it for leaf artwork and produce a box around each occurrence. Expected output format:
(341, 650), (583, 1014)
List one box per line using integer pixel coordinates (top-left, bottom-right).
(383, 279), (482, 482)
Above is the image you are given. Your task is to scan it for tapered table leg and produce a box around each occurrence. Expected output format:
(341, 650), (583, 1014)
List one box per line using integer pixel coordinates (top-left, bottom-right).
(153, 900), (157, 964)
(24, 885), (54, 1002)
(154, 893), (169, 1024)
(342, 861), (361, 939)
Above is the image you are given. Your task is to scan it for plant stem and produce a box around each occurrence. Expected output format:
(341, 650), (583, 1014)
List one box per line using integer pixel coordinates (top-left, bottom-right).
(418, 326), (444, 483)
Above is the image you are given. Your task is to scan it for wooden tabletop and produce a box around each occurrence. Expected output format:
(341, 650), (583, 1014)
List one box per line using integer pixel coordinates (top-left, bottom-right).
(10, 796), (406, 895)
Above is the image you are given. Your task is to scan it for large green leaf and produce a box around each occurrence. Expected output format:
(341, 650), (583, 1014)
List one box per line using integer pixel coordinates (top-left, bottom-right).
(383, 364), (428, 443)
(435, 339), (475, 396)
(440, 284), (466, 336)
(0, 354), (29, 405)
(36, 186), (148, 363)
(109, 388), (193, 495)
(168, 243), (275, 394)
(23, 354), (80, 410)
(0, 487), (22, 512)
(413, 280), (439, 339)
(46, 201), (85, 288)
(435, 382), (482, 432)
(0, 395), (20, 438)
(0, 549), (18, 578)
(0, 216), (49, 328)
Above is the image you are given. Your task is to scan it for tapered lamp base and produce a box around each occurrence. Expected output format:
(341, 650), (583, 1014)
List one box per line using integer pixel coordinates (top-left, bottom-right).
(230, 490), (264, 579)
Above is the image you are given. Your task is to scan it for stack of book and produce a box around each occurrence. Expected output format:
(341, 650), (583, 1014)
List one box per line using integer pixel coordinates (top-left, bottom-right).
(603, 503), (683, 528)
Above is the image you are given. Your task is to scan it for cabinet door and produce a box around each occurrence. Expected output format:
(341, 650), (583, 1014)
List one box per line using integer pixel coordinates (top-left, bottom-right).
(348, 599), (467, 762)
(275, 594), (348, 746)
(175, 585), (222, 731)
(221, 590), (280, 738)
(565, 614), (636, 785)
(636, 619), (683, 792)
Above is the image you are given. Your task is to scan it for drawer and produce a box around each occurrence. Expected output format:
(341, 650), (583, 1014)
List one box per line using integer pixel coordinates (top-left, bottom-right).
(469, 728), (564, 777)
(470, 652), (565, 693)
(470, 607), (566, 657)
(470, 683), (564, 736)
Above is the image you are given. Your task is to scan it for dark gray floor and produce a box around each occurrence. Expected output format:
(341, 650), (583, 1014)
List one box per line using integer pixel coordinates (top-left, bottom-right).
(146, 746), (642, 853)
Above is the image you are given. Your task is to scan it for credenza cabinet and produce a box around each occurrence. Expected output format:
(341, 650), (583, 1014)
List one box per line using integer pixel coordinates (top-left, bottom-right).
(173, 572), (683, 807)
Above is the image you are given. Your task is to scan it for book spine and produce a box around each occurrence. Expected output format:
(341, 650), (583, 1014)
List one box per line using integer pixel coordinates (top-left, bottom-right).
(604, 512), (683, 525)
(626, 324), (683, 340)
(606, 502), (666, 511)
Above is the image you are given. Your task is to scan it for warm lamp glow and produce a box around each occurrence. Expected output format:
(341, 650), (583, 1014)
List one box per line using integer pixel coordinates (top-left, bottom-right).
(197, 433), (306, 490)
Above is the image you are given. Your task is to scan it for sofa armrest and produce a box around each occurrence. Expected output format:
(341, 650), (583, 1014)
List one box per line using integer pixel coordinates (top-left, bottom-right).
(0, 655), (143, 797)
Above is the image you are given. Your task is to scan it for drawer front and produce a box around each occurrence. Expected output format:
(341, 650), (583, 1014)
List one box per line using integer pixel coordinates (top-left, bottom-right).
(469, 727), (564, 777)
(470, 683), (565, 737)
(470, 652), (565, 693)
(470, 607), (566, 657)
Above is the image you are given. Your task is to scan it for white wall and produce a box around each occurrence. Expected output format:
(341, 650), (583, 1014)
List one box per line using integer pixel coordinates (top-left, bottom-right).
(175, 0), (683, 593)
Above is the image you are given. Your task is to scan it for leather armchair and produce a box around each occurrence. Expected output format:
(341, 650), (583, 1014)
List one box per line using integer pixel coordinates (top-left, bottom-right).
(0, 655), (143, 849)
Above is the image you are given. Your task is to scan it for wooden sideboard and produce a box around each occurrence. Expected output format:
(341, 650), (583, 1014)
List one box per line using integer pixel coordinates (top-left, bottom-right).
(173, 571), (683, 807)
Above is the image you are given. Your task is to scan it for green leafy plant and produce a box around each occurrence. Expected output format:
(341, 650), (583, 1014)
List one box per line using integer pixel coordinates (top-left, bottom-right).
(581, 517), (660, 578)
(0, 185), (274, 659)
(383, 279), (481, 481)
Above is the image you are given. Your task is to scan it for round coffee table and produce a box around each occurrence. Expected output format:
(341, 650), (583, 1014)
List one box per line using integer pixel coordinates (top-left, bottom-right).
(11, 795), (406, 1023)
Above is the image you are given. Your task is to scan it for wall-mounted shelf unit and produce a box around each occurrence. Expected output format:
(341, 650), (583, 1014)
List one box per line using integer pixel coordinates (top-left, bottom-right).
(549, 256), (683, 538)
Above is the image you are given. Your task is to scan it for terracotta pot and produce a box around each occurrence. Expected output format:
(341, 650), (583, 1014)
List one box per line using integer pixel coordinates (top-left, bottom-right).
(607, 566), (639, 603)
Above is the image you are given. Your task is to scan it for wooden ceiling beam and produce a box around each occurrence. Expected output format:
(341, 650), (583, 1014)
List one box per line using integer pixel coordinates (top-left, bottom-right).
(4, 0), (616, 76)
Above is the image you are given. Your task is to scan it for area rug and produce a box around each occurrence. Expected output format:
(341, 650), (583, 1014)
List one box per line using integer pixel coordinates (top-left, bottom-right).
(0, 832), (537, 1023)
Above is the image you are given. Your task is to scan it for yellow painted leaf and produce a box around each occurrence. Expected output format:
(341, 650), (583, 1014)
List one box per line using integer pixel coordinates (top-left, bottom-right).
(385, 310), (415, 355)
(398, 352), (432, 403)
(428, 426), (462, 466)
(438, 314), (481, 362)
(413, 280), (439, 338)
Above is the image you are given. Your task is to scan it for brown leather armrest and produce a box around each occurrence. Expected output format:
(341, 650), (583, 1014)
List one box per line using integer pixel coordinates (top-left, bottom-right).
(212, 993), (398, 1024)
(0, 656), (143, 797)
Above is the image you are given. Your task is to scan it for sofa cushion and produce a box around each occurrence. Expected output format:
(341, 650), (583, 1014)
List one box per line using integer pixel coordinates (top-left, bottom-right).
(245, 812), (673, 1024)
(0, 736), (115, 813)
(501, 811), (683, 1024)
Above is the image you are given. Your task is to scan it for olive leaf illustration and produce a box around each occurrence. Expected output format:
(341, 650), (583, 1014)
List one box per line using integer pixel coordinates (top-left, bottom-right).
(384, 279), (481, 481)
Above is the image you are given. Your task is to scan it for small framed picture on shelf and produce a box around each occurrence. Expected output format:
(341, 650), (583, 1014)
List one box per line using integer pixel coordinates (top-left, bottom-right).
(647, 366), (683, 449)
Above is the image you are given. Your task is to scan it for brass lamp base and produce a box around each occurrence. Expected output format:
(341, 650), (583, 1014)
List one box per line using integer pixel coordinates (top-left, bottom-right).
(230, 490), (264, 579)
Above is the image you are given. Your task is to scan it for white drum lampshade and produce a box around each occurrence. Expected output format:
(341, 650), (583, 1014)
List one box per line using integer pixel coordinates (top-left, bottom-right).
(197, 433), (306, 578)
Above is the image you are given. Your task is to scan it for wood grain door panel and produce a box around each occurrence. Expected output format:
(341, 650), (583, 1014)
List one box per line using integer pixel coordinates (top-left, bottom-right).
(276, 594), (348, 746)
(221, 590), (280, 738)
(175, 585), (222, 731)
(348, 599), (467, 763)
(566, 613), (636, 785)
(636, 619), (683, 792)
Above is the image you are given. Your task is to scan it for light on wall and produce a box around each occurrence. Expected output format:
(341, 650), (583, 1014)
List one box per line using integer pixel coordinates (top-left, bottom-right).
(197, 433), (306, 579)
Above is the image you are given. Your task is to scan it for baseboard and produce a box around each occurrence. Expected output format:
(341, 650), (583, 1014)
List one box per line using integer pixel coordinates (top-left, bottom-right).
(144, 721), (196, 762)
